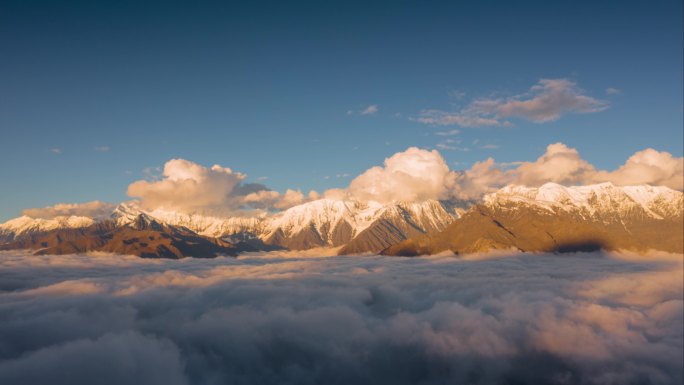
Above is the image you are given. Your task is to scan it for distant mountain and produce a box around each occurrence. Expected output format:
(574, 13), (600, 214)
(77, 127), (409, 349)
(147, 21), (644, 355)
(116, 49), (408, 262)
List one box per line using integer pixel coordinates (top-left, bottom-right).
(0, 199), (460, 256)
(382, 183), (684, 256)
(3, 183), (681, 258)
(0, 213), (252, 259)
(0, 215), (96, 242)
(261, 199), (459, 253)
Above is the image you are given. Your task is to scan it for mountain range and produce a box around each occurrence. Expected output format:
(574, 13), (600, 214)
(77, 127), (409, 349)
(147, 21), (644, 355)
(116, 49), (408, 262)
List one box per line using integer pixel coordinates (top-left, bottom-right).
(1, 183), (682, 258)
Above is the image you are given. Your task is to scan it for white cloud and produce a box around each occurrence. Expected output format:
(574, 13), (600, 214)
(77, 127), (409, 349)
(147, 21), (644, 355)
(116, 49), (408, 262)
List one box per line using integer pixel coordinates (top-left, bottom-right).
(96, 143), (684, 217)
(452, 143), (684, 199)
(360, 104), (379, 115)
(595, 149), (684, 190)
(605, 87), (622, 95)
(95, 146), (110, 152)
(127, 159), (247, 214)
(22, 201), (116, 220)
(50, 148), (62, 154)
(415, 78), (608, 127)
(345, 147), (457, 203)
(127, 159), (321, 214)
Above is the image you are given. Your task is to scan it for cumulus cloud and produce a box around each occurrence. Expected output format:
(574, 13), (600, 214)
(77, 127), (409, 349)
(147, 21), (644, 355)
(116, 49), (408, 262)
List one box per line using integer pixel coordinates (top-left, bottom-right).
(345, 147), (457, 203)
(317, 144), (682, 203)
(127, 159), (318, 215)
(0, 250), (681, 385)
(415, 78), (607, 127)
(127, 159), (248, 214)
(452, 143), (684, 199)
(22, 201), (116, 220)
(596, 149), (684, 190)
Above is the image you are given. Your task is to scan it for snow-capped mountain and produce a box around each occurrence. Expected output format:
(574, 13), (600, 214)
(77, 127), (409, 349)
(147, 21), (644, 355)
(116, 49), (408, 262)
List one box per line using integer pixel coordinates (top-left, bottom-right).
(383, 183), (684, 256)
(4, 183), (682, 257)
(262, 199), (459, 252)
(0, 215), (95, 242)
(0, 198), (460, 254)
(484, 182), (683, 221)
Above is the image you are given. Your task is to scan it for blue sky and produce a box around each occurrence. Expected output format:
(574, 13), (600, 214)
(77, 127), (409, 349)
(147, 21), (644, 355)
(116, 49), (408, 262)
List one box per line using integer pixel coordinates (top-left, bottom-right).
(0, 0), (682, 221)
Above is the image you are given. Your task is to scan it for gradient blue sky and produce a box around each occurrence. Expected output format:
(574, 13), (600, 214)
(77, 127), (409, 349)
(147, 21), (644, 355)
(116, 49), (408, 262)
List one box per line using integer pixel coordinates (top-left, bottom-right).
(1, 0), (682, 220)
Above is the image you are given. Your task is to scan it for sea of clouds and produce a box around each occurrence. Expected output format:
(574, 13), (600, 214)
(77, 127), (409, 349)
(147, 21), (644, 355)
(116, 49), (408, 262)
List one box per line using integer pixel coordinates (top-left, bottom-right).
(0, 250), (682, 385)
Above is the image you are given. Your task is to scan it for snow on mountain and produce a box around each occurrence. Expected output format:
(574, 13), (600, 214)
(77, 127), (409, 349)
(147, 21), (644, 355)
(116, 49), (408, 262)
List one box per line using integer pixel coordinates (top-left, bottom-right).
(0, 215), (95, 242)
(484, 182), (683, 220)
(146, 209), (264, 238)
(3, 183), (680, 254)
(259, 199), (459, 250)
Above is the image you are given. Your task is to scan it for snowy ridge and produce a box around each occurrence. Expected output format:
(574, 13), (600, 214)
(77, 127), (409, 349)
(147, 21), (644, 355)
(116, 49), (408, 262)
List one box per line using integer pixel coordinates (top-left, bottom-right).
(484, 182), (683, 220)
(261, 199), (458, 245)
(263, 199), (357, 240)
(0, 215), (95, 241)
(4, 183), (679, 250)
(147, 209), (264, 238)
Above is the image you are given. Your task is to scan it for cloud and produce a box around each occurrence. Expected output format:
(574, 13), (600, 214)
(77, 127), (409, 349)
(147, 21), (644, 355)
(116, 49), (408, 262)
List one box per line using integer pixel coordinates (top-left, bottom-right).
(595, 149), (684, 190)
(0, 250), (681, 384)
(605, 87), (622, 95)
(320, 143), (682, 203)
(360, 104), (379, 115)
(50, 148), (61, 154)
(22, 201), (116, 220)
(95, 146), (110, 152)
(127, 159), (248, 214)
(127, 159), (318, 214)
(479, 144), (499, 150)
(435, 129), (461, 136)
(452, 143), (684, 199)
(414, 109), (505, 127)
(414, 78), (607, 127)
(345, 147), (457, 203)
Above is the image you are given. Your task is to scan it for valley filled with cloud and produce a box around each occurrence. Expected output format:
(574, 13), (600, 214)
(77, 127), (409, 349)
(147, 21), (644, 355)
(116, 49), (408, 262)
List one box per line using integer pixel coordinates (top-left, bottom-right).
(1, 250), (681, 385)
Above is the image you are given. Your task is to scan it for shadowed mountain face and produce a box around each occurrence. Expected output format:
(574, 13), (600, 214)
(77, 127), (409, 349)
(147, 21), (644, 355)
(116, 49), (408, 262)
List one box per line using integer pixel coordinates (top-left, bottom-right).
(0, 215), (252, 259)
(382, 202), (684, 256)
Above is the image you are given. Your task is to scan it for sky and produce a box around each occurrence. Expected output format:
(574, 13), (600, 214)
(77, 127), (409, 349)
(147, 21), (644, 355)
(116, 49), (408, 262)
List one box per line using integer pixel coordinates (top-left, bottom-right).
(0, 0), (682, 221)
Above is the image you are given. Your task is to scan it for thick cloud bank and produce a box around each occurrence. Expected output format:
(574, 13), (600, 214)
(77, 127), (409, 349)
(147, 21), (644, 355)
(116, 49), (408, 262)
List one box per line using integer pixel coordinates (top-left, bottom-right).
(0, 251), (681, 385)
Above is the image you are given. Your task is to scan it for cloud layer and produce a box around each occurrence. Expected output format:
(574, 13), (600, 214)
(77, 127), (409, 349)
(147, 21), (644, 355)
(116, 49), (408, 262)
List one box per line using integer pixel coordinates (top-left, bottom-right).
(415, 79), (608, 127)
(0, 250), (681, 385)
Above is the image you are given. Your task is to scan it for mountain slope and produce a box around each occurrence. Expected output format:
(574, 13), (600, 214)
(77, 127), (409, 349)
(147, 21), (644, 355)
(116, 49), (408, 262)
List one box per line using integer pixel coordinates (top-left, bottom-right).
(0, 214), (252, 258)
(383, 183), (684, 256)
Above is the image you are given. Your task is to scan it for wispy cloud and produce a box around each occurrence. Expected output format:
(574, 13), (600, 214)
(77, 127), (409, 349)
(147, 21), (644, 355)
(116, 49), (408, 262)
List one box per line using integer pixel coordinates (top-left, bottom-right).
(479, 144), (500, 150)
(435, 129), (461, 136)
(605, 87), (621, 95)
(414, 78), (608, 127)
(95, 146), (110, 152)
(50, 148), (62, 154)
(360, 104), (379, 115)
